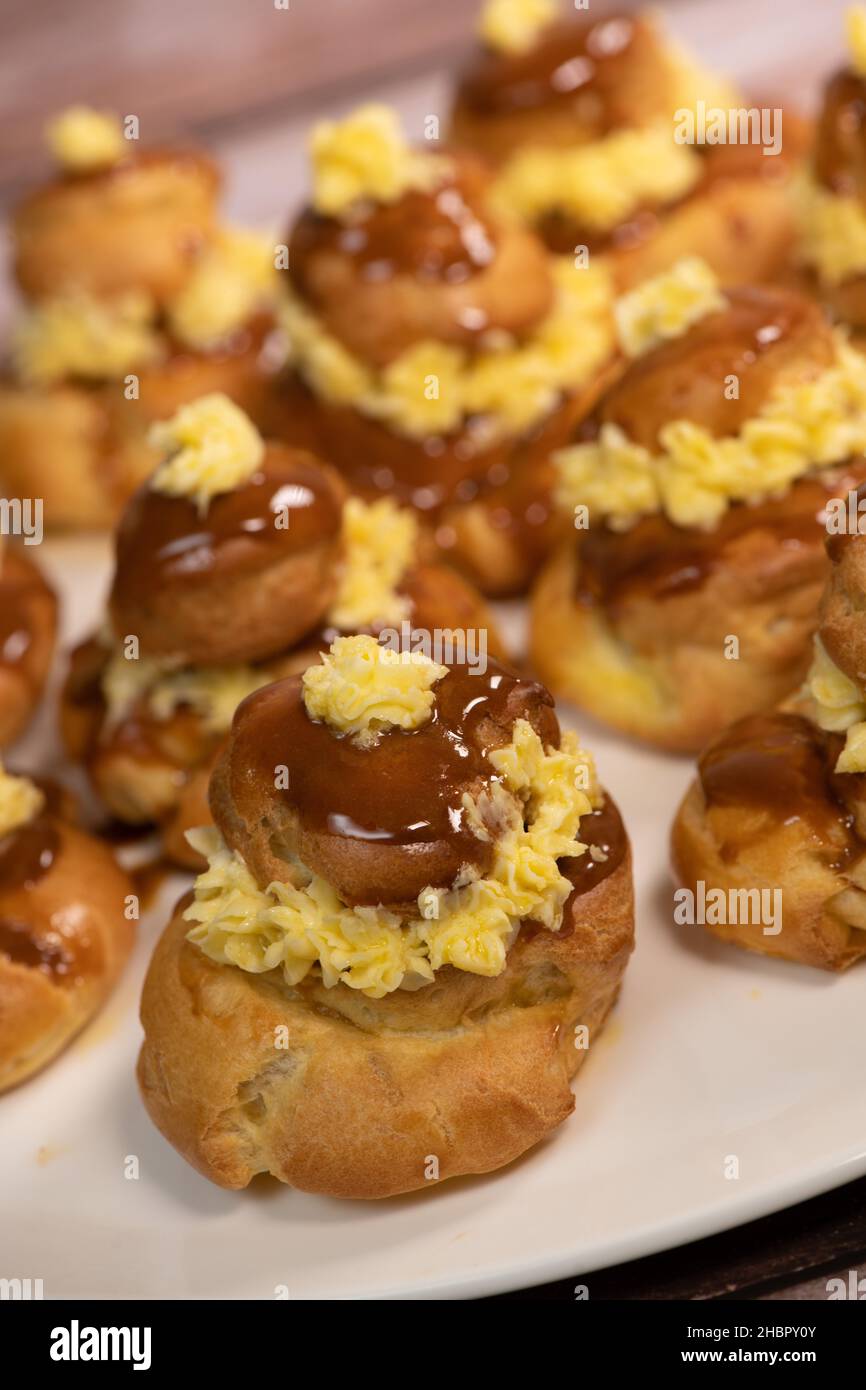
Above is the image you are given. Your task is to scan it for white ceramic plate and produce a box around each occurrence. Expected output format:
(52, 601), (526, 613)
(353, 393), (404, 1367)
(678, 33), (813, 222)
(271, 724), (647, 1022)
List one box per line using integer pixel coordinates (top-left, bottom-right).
(2, 539), (865, 1300)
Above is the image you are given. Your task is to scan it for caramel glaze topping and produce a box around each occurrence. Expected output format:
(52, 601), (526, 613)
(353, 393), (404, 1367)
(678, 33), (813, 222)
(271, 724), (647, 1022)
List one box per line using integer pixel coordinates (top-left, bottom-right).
(456, 13), (650, 125)
(0, 814), (81, 982)
(562, 797), (626, 896)
(814, 69), (866, 200)
(285, 368), (578, 537)
(220, 659), (560, 904)
(236, 659), (553, 848)
(110, 444), (344, 613)
(0, 816), (59, 892)
(577, 460), (866, 610)
(290, 158), (498, 293)
(699, 712), (858, 868)
(598, 287), (833, 451)
(0, 558), (41, 677)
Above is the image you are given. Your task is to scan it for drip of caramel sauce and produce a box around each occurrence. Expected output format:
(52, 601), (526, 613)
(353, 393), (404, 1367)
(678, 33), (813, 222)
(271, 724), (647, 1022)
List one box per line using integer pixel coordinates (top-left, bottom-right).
(290, 164), (497, 289)
(577, 463), (866, 609)
(564, 797), (626, 898)
(699, 712), (855, 862)
(111, 446), (343, 611)
(229, 659), (555, 857)
(815, 69), (866, 199)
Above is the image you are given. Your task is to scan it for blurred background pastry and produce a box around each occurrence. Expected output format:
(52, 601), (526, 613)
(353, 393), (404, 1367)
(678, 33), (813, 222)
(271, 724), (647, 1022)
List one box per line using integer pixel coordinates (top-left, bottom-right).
(671, 488), (866, 969)
(272, 102), (615, 595)
(0, 765), (134, 1090)
(138, 634), (633, 1196)
(62, 394), (502, 866)
(0, 538), (57, 749)
(795, 7), (866, 329)
(0, 108), (280, 529)
(450, 0), (805, 289)
(531, 259), (866, 751)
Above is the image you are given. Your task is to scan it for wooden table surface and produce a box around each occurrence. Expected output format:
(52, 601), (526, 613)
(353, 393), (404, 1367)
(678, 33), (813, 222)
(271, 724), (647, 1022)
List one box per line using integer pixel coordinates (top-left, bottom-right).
(1, 0), (863, 1300)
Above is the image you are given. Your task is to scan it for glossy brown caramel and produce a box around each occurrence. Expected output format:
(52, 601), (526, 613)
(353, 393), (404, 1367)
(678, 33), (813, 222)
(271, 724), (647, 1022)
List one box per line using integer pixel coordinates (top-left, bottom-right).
(577, 462), (866, 609)
(814, 69), (866, 199)
(565, 797), (626, 897)
(281, 370), (579, 525)
(456, 13), (646, 125)
(599, 287), (832, 449)
(699, 712), (855, 862)
(0, 817), (59, 891)
(290, 160), (497, 291)
(0, 551), (49, 678)
(0, 916), (70, 977)
(111, 445), (343, 611)
(229, 659), (556, 864)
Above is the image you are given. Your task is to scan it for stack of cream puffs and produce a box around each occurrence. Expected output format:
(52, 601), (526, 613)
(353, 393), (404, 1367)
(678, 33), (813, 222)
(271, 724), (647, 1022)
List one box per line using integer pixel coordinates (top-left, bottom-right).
(672, 485), (866, 970)
(273, 102), (616, 595)
(61, 393), (501, 866)
(532, 258), (866, 751)
(0, 107), (280, 528)
(451, 0), (804, 289)
(138, 634), (633, 1195)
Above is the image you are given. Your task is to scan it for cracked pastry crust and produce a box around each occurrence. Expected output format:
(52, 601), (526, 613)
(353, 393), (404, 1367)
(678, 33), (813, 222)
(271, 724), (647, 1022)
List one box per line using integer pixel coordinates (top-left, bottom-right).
(818, 486), (866, 689)
(670, 712), (866, 970)
(0, 547), (57, 749)
(0, 812), (135, 1092)
(137, 796), (632, 1197)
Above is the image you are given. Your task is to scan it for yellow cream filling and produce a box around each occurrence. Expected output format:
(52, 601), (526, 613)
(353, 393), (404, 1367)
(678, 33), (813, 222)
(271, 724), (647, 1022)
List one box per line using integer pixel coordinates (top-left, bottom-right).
(12, 292), (161, 385)
(302, 634), (446, 746)
(796, 172), (866, 288)
(328, 497), (416, 630)
(282, 258), (614, 439)
(100, 499), (416, 731)
(804, 635), (866, 773)
(149, 394), (265, 514)
(167, 229), (278, 350)
(101, 655), (269, 736)
(848, 5), (866, 78)
(479, 0), (557, 54)
(491, 125), (701, 234)
(555, 333), (866, 530)
(310, 104), (447, 218)
(0, 764), (45, 838)
(46, 106), (125, 172)
(614, 258), (725, 358)
(184, 717), (598, 997)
